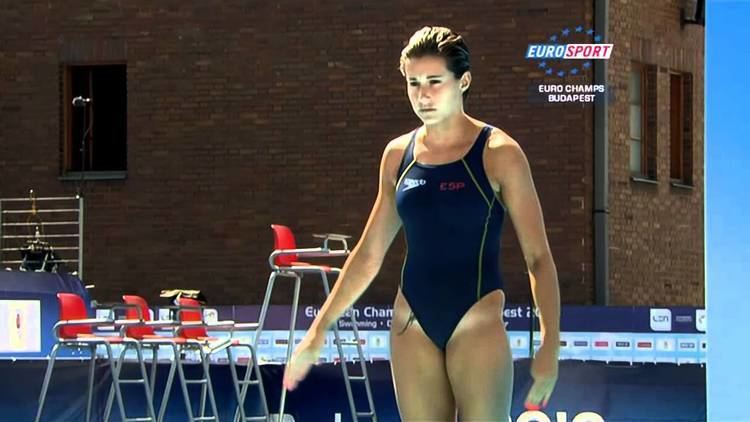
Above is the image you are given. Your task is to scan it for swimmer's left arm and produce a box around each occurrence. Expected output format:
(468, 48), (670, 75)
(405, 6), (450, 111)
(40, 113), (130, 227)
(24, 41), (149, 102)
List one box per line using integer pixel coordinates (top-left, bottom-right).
(486, 131), (561, 344)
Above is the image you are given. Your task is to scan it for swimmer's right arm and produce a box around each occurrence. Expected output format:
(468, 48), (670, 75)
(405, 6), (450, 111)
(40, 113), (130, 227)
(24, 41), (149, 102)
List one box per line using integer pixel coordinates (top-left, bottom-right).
(307, 138), (405, 340)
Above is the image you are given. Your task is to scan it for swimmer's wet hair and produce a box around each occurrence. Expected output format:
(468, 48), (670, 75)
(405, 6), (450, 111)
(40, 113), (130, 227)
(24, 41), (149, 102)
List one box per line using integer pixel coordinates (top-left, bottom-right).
(398, 26), (471, 101)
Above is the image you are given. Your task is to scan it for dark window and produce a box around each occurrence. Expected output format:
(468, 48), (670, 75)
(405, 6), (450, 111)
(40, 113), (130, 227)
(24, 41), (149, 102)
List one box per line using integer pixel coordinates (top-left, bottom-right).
(670, 72), (693, 185)
(629, 62), (657, 180)
(62, 64), (127, 173)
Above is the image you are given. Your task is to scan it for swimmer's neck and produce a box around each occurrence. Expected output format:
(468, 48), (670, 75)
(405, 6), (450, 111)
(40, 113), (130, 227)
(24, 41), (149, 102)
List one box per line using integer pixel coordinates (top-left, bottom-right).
(420, 112), (481, 148)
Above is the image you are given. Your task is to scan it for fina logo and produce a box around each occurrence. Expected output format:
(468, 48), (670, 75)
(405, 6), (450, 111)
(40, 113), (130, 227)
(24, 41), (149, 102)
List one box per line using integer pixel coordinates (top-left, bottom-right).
(525, 24), (613, 78)
(649, 309), (672, 332)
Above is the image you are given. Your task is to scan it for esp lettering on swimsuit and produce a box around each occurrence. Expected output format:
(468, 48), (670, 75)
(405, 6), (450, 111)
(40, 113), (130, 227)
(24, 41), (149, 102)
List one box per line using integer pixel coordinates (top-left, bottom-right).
(439, 181), (466, 191)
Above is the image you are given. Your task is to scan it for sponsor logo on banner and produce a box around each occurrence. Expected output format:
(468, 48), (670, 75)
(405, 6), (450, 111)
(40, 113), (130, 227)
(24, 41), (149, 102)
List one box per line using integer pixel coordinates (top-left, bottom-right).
(656, 338), (676, 352)
(369, 334), (388, 348)
(679, 340), (698, 350)
(675, 315), (693, 324)
(614, 340), (632, 350)
(593, 340), (610, 350)
(696, 309), (706, 332)
(203, 308), (218, 323)
(511, 336), (527, 349)
(635, 339), (654, 351)
(650, 309), (672, 331)
(572, 340), (589, 348)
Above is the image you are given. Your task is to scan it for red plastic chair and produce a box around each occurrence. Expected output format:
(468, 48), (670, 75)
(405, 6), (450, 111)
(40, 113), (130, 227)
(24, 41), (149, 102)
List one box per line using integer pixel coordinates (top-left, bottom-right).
(34, 293), (156, 422)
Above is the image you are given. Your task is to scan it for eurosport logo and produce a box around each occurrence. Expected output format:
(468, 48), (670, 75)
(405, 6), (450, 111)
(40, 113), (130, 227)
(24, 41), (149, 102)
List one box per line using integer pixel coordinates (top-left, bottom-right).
(526, 24), (612, 104)
(525, 43), (613, 60)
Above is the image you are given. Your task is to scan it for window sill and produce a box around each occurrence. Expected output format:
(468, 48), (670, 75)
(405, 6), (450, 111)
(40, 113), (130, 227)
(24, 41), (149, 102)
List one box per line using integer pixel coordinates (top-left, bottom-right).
(670, 181), (694, 190)
(630, 176), (658, 185)
(59, 171), (127, 181)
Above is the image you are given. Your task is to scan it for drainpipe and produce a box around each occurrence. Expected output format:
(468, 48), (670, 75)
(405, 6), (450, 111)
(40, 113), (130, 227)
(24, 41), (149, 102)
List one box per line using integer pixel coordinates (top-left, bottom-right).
(594, 0), (610, 305)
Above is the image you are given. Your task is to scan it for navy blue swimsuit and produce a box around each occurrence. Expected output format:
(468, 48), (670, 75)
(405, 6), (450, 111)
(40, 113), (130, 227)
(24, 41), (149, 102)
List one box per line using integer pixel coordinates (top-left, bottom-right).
(395, 125), (506, 350)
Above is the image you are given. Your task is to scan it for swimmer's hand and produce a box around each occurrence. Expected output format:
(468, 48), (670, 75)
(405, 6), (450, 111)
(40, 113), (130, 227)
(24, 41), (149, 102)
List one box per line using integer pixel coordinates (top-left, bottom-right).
(524, 341), (559, 411)
(283, 332), (325, 391)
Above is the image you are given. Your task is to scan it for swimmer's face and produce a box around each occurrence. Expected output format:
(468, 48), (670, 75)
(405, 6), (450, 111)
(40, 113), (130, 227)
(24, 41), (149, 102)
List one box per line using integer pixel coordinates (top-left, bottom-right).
(404, 55), (469, 123)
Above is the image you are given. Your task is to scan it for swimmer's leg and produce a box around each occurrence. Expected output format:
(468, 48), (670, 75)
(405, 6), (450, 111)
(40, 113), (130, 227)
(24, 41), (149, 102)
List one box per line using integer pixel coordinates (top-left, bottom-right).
(390, 289), (457, 421)
(446, 290), (513, 421)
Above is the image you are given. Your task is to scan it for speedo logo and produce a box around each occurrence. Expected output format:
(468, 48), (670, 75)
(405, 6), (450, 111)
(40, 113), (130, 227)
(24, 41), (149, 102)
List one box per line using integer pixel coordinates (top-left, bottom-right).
(402, 178), (426, 191)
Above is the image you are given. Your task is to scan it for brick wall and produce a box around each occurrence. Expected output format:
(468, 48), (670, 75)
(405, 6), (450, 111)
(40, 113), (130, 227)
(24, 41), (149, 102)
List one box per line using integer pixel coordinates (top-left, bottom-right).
(0, 1), (701, 307)
(607, 0), (705, 305)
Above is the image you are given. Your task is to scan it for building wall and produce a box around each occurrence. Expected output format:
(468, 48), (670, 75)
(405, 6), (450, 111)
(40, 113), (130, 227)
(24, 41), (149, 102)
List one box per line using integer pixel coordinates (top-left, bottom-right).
(607, 0), (705, 305)
(0, 1), (701, 307)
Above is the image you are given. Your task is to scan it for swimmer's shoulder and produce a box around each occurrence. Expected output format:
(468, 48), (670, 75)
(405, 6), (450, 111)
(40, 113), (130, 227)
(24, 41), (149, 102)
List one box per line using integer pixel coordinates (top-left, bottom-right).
(484, 125), (526, 186)
(485, 125), (519, 153)
(381, 131), (415, 185)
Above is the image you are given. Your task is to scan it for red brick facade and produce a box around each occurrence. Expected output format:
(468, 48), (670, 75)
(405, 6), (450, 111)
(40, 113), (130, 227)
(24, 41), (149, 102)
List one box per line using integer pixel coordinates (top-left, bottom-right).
(0, 1), (703, 306)
(607, 0), (705, 305)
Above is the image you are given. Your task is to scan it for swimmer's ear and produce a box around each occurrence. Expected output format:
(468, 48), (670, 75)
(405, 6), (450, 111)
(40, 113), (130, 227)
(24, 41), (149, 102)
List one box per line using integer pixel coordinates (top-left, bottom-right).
(460, 72), (472, 91)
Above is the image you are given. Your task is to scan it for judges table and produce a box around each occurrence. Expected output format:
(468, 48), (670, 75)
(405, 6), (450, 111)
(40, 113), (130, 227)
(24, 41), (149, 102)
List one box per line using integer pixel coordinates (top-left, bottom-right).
(0, 270), (91, 358)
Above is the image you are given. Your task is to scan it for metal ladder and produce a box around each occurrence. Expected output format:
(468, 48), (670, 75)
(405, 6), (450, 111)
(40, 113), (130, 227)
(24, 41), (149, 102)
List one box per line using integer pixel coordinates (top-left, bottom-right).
(104, 343), (157, 422)
(323, 273), (377, 422)
(254, 271), (377, 422)
(229, 340), (270, 422)
(175, 348), (220, 422)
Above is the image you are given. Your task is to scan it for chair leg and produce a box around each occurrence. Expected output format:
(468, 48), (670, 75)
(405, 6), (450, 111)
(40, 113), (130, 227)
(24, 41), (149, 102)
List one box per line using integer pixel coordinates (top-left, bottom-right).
(233, 342), (270, 422)
(133, 341), (157, 420)
(157, 344), (178, 422)
(253, 343), (270, 419)
(85, 344), (96, 422)
(254, 271), (278, 352)
(106, 342), (130, 422)
(279, 273), (302, 422)
(321, 270), (359, 419)
(199, 358), (208, 419)
(105, 342), (129, 422)
(104, 371), (115, 421)
(34, 343), (61, 422)
(226, 346), (246, 421)
(149, 344), (158, 402)
(198, 347), (220, 420)
(175, 347), (195, 422)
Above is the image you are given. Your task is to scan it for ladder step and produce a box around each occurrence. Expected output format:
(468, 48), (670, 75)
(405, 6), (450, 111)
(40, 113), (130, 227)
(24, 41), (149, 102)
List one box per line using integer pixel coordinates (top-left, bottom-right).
(244, 417), (269, 421)
(193, 417), (217, 421)
(124, 418), (154, 422)
(337, 341), (359, 346)
(118, 379), (146, 385)
(238, 379), (260, 385)
(356, 412), (375, 417)
(348, 375), (366, 381)
(185, 379), (208, 385)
